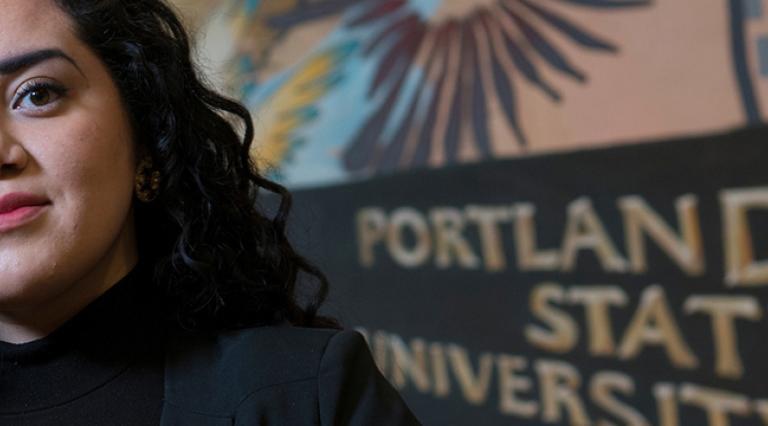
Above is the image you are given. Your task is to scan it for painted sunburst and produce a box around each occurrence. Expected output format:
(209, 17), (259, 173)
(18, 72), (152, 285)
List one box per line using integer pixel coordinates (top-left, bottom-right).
(220, 0), (651, 180)
(341, 0), (651, 174)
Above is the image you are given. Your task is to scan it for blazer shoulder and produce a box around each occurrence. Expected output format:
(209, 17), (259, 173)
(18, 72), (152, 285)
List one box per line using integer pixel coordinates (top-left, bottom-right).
(163, 326), (342, 414)
(162, 327), (421, 425)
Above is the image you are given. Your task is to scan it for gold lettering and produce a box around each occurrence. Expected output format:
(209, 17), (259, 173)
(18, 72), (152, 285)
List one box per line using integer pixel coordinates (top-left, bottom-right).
(569, 286), (627, 356)
(679, 383), (750, 426)
(590, 371), (649, 426)
(429, 207), (480, 269)
(561, 198), (627, 273)
(618, 195), (704, 275)
(372, 330), (389, 375)
(525, 284), (579, 354)
(447, 344), (494, 405)
(387, 207), (431, 268)
(683, 295), (761, 379)
(389, 334), (431, 392)
(754, 400), (768, 425)
(653, 383), (679, 426)
(356, 207), (387, 267)
(430, 342), (451, 398)
(514, 203), (560, 271)
(465, 205), (511, 272)
(497, 355), (538, 418)
(618, 285), (698, 369)
(536, 360), (591, 425)
(720, 187), (768, 286)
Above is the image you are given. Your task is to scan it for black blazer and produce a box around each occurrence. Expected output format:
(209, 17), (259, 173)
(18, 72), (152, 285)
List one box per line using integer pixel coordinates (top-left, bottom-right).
(161, 327), (420, 425)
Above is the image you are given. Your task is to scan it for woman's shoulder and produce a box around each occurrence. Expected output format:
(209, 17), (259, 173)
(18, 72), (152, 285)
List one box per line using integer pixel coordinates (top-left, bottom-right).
(164, 326), (352, 405)
(162, 326), (420, 425)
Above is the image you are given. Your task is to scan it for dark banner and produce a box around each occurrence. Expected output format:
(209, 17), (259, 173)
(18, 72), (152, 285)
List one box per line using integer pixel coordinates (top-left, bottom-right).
(290, 126), (768, 426)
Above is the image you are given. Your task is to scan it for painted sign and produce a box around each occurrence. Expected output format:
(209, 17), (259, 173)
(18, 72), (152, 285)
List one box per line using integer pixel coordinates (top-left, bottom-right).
(190, 1), (768, 424)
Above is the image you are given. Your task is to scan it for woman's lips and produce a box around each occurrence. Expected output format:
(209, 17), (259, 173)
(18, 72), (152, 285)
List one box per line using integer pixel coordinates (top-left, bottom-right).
(0, 193), (50, 233)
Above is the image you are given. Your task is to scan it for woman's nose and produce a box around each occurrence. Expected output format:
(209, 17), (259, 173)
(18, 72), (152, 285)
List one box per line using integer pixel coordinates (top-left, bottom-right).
(0, 130), (29, 176)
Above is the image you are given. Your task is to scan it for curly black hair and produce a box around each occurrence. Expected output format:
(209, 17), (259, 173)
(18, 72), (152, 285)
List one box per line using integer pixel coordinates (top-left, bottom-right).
(55, 0), (337, 330)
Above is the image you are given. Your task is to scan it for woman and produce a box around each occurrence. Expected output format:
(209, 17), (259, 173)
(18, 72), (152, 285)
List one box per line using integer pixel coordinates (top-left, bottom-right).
(0, 0), (419, 424)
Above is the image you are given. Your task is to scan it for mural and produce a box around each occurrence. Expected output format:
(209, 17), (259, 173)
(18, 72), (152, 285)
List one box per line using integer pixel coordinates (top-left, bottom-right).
(187, 2), (768, 424)
(199, 0), (768, 187)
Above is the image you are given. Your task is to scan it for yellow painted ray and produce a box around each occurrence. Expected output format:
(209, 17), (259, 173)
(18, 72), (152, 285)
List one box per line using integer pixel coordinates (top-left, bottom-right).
(250, 45), (353, 171)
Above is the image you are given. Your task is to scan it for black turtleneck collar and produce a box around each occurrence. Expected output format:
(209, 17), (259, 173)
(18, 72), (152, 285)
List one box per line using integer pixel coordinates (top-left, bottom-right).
(0, 263), (164, 423)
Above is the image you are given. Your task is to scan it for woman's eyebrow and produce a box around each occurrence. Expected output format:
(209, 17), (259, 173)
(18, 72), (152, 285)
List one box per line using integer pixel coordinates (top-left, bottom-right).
(0, 48), (84, 77)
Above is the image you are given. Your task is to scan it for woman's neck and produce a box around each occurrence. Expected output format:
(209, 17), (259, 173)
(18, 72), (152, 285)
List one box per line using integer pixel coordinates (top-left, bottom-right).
(0, 232), (138, 344)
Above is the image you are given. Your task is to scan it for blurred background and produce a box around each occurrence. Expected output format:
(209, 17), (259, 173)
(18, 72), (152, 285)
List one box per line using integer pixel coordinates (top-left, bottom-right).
(171, 1), (768, 424)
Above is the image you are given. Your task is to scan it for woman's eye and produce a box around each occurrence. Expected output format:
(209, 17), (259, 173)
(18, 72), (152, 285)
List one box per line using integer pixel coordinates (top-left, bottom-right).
(12, 82), (68, 112)
(27, 89), (52, 106)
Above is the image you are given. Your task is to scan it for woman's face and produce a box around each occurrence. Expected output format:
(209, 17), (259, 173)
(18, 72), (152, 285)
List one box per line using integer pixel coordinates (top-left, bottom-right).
(0, 0), (138, 316)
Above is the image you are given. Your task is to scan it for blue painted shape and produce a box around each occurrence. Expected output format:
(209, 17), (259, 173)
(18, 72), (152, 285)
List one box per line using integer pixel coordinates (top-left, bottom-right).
(410, 0), (442, 19)
(729, 0), (761, 123)
(759, 36), (768, 76)
(244, 0), (261, 15)
(743, 0), (763, 18)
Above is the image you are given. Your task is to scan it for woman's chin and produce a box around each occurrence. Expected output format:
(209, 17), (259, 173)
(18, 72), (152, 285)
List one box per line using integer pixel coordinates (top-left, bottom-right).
(0, 271), (60, 311)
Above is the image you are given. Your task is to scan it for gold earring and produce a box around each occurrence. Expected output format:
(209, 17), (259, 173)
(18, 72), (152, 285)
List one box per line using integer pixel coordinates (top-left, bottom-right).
(135, 155), (161, 202)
